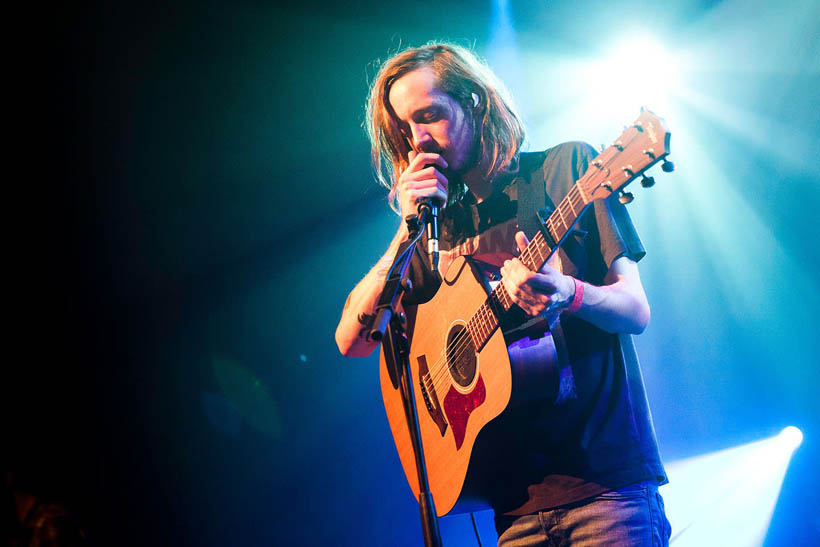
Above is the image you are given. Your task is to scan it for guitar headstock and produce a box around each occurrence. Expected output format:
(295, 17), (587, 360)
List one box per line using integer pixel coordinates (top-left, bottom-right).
(579, 109), (672, 204)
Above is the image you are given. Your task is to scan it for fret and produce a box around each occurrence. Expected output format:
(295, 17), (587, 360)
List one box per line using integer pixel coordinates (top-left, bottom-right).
(566, 189), (577, 217)
(557, 202), (568, 232)
(484, 304), (497, 331)
(540, 233), (552, 256)
(562, 199), (573, 224)
(575, 181), (590, 205)
(524, 244), (537, 270)
(467, 316), (480, 348)
(531, 233), (548, 265)
(493, 287), (503, 313)
(549, 222), (560, 247)
(470, 315), (478, 344)
(468, 301), (498, 349)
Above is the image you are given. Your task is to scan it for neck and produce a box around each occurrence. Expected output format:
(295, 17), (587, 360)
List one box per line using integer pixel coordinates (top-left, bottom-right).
(463, 167), (492, 203)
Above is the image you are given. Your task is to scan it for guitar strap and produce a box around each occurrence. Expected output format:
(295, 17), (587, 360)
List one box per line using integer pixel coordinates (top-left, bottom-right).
(515, 154), (577, 401)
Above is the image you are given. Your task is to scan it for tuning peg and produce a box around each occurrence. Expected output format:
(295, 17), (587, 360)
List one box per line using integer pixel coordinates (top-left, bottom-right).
(661, 159), (675, 172)
(618, 191), (634, 205)
(641, 175), (655, 188)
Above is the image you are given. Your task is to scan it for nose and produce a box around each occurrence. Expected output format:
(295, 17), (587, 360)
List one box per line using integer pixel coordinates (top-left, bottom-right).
(409, 122), (432, 151)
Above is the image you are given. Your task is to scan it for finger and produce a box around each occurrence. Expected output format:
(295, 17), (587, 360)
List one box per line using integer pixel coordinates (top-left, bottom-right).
(502, 261), (557, 309)
(409, 152), (449, 171)
(504, 257), (560, 295)
(508, 291), (544, 317)
(526, 273), (560, 295)
(404, 178), (448, 198)
(501, 261), (538, 301)
(401, 166), (449, 187)
(409, 165), (449, 185)
(406, 173), (449, 208)
(515, 231), (529, 253)
(409, 190), (448, 208)
(407, 182), (448, 202)
(408, 150), (417, 163)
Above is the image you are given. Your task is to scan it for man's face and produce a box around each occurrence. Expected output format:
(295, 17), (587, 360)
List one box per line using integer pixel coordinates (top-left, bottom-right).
(388, 67), (476, 173)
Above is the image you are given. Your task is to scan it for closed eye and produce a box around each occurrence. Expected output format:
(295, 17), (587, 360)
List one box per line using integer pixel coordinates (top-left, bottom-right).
(414, 106), (443, 124)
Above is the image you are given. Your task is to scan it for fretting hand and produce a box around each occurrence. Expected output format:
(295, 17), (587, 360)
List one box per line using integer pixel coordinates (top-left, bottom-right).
(500, 231), (576, 317)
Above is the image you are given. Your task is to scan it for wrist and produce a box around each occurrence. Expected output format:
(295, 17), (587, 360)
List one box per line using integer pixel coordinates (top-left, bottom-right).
(563, 277), (584, 315)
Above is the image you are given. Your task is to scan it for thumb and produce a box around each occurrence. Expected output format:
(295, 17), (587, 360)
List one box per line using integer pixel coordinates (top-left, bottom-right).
(515, 231), (529, 253)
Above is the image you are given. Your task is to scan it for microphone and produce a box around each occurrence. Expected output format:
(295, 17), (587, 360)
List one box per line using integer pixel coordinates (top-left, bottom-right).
(417, 197), (440, 272)
(418, 162), (446, 272)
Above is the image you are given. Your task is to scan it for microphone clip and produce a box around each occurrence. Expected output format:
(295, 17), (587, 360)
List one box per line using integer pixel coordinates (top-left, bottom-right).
(417, 199), (440, 273)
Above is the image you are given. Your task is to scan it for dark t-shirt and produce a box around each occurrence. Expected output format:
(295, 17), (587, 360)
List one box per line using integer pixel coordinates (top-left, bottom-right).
(408, 142), (667, 514)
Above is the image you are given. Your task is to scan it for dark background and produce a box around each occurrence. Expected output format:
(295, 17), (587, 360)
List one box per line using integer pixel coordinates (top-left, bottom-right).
(9, 0), (819, 545)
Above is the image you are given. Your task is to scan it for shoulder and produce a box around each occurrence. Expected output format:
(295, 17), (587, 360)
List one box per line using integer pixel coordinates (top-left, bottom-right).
(543, 141), (598, 163)
(518, 142), (596, 171)
(522, 141), (598, 192)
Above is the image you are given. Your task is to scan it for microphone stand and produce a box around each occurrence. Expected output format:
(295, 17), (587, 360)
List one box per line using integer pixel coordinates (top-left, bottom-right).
(370, 207), (443, 547)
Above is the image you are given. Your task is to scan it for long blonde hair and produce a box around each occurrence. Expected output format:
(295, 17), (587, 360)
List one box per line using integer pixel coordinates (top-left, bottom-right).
(365, 43), (526, 212)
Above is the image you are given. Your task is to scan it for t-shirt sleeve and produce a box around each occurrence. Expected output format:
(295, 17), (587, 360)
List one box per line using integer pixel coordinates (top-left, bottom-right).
(567, 141), (646, 269)
(592, 194), (646, 269)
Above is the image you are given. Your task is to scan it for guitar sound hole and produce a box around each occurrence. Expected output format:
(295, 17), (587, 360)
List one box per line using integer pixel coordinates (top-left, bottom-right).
(446, 324), (476, 388)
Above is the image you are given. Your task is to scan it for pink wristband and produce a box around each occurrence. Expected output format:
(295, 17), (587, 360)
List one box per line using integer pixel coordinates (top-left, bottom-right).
(564, 278), (584, 315)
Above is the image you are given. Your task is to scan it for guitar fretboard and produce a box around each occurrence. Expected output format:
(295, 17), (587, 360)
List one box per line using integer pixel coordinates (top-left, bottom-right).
(465, 182), (590, 351)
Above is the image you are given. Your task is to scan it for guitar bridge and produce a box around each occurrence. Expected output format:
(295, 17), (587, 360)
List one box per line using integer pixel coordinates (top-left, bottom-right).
(417, 355), (448, 437)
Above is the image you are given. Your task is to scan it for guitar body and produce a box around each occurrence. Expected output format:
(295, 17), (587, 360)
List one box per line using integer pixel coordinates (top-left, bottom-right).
(379, 255), (560, 516)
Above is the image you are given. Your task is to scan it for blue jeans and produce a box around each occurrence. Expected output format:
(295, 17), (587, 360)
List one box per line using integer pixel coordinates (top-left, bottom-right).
(494, 481), (671, 546)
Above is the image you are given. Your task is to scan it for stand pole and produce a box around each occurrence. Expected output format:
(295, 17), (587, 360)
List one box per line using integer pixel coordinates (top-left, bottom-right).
(371, 211), (443, 547)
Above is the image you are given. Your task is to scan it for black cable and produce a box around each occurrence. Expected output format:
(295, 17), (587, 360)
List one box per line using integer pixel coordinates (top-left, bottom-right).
(470, 512), (482, 547)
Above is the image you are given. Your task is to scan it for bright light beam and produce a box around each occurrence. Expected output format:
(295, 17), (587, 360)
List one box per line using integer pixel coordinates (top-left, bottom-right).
(660, 427), (802, 547)
(577, 34), (683, 126)
(487, 0), (527, 118)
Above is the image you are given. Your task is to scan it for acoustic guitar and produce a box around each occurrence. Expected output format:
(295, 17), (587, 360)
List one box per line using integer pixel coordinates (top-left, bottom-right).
(380, 109), (672, 516)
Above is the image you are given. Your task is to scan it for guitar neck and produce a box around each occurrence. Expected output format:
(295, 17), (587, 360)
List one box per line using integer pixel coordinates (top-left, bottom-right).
(467, 182), (592, 351)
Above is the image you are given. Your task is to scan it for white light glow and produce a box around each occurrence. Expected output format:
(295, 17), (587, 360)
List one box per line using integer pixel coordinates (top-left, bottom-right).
(779, 426), (803, 451)
(577, 34), (682, 126)
(661, 428), (802, 547)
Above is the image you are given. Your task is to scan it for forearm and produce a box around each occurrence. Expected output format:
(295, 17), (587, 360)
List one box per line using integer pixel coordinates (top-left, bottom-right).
(335, 224), (409, 357)
(570, 280), (649, 334)
(569, 262), (650, 335)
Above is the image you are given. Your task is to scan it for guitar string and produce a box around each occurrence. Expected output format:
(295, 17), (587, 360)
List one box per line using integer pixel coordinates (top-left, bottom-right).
(423, 183), (588, 395)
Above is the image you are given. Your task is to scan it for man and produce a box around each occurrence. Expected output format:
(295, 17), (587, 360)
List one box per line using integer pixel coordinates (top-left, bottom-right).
(335, 43), (670, 546)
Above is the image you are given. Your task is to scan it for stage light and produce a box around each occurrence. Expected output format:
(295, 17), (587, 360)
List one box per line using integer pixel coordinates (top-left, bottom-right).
(779, 425), (803, 451)
(578, 33), (682, 126)
(660, 427), (802, 547)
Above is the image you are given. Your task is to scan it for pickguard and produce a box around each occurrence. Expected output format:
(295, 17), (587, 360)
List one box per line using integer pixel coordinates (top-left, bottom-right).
(443, 374), (486, 450)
